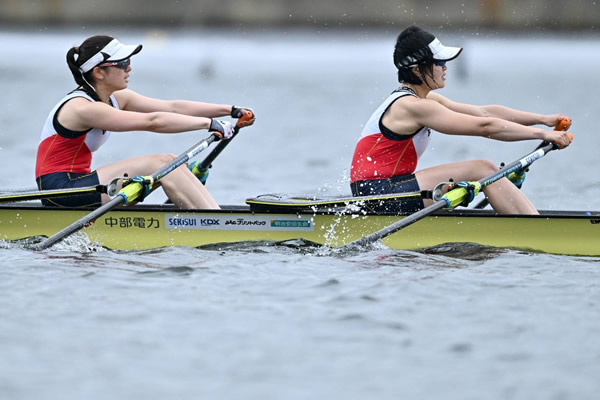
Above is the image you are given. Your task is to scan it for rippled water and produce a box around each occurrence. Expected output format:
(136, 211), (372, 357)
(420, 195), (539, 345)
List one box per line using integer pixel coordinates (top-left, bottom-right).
(1, 28), (600, 400)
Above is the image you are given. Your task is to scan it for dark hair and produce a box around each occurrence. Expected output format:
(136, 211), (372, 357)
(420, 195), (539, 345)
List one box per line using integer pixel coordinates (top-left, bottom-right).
(66, 35), (114, 101)
(393, 26), (436, 85)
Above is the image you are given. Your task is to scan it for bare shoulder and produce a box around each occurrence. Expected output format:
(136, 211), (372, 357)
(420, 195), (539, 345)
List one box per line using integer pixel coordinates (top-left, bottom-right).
(426, 92), (452, 106)
(61, 96), (99, 113)
(393, 95), (443, 118)
(388, 94), (419, 114)
(57, 97), (114, 131)
(113, 89), (137, 107)
(384, 96), (433, 134)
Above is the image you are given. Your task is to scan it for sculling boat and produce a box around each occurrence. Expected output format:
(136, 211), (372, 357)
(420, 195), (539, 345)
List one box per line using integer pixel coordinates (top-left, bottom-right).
(2, 121), (589, 255)
(0, 193), (598, 256)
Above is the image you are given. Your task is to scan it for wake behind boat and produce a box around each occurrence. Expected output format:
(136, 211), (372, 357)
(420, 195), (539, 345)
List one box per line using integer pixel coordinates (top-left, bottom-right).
(0, 194), (598, 256)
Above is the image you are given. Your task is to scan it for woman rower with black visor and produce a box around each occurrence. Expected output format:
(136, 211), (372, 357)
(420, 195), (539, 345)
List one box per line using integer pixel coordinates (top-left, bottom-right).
(35, 35), (255, 209)
(350, 25), (572, 214)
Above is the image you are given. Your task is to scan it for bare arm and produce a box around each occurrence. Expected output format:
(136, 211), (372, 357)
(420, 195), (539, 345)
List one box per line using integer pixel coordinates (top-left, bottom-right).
(427, 92), (566, 127)
(114, 89), (232, 117)
(59, 98), (212, 133)
(388, 96), (571, 148)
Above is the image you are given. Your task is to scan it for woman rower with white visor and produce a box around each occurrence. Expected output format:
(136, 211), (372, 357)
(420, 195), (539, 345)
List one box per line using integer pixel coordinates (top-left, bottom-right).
(35, 35), (255, 209)
(350, 25), (572, 214)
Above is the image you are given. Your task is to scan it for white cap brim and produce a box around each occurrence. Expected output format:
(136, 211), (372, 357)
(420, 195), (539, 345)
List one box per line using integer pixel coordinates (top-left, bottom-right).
(79, 39), (142, 73)
(429, 38), (462, 61)
(105, 41), (142, 62)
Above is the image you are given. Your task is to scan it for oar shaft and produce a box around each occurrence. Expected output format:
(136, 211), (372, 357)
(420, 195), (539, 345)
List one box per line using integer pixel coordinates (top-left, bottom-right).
(32, 133), (219, 251)
(479, 143), (554, 188)
(473, 143), (555, 210)
(199, 127), (240, 169)
(350, 201), (447, 247)
(346, 141), (560, 248)
(30, 195), (125, 250)
(153, 136), (216, 181)
(163, 115), (251, 205)
(199, 113), (252, 169)
(0, 185), (106, 204)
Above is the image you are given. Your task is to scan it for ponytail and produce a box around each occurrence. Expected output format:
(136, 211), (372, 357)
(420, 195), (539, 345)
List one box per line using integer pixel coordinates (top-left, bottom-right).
(65, 35), (113, 102)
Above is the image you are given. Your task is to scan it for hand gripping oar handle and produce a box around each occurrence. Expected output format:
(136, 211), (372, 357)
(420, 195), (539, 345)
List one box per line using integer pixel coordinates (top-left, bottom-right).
(31, 133), (220, 251)
(555, 117), (571, 133)
(163, 111), (254, 204)
(473, 116), (572, 209)
(199, 111), (254, 169)
(346, 136), (572, 248)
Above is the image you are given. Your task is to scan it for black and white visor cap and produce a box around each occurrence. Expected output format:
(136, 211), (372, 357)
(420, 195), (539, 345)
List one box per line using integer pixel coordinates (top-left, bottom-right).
(429, 38), (462, 61)
(399, 37), (462, 68)
(79, 39), (142, 73)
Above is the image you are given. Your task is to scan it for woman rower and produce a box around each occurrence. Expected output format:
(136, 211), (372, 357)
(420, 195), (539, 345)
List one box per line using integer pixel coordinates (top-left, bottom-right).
(35, 35), (255, 209)
(350, 25), (572, 215)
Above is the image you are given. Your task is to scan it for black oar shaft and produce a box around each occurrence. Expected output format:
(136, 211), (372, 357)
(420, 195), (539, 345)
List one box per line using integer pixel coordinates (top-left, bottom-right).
(30, 195), (126, 250)
(163, 116), (251, 205)
(197, 112), (252, 169)
(198, 130), (237, 169)
(198, 123), (244, 169)
(350, 201), (447, 247)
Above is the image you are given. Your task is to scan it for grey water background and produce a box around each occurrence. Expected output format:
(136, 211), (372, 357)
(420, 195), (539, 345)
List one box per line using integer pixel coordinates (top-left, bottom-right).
(1, 27), (599, 399)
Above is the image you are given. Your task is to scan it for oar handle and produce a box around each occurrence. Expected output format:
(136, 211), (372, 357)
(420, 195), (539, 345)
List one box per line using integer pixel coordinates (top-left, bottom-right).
(235, 110), (255, 128)
(551, 117), (572, 150)
(555, 117), (571, 132)
(199, 111), (254, 170)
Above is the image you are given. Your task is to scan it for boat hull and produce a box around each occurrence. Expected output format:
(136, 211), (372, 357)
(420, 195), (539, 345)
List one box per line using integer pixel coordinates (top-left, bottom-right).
(0, 203), (598, 256)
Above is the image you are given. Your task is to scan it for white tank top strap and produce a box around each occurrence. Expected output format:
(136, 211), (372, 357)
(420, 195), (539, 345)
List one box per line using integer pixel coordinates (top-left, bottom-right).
(40, 89), (119, 153)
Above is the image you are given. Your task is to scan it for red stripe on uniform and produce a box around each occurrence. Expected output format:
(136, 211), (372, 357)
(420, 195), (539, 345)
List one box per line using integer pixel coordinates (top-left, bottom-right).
(35, 134), (92, 178)
(350, 134), (418, 182)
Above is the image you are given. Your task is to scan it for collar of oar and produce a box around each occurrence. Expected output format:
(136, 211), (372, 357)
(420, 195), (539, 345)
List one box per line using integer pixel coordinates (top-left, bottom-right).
(425, 180), (481, 208)
(121, 175), (154, 203)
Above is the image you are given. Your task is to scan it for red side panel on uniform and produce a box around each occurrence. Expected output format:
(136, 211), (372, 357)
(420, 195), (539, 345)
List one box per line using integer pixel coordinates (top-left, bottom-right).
(350, 134), (418, 182)
(35, 134), (92, 177)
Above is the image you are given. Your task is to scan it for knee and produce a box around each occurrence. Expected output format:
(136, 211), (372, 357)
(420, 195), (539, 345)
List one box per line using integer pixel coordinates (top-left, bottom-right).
(156, 153), (177, 164)
(474, 159), (498, 176)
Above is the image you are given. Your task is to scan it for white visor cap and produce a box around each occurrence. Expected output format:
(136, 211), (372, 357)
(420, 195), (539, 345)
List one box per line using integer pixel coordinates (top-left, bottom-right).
(429, 38), (462, 61)
(79, 39), (142, 73)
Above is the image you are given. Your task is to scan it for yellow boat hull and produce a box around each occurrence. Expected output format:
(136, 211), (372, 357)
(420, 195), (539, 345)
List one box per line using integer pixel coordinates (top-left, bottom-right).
(0, 204), (598, 256)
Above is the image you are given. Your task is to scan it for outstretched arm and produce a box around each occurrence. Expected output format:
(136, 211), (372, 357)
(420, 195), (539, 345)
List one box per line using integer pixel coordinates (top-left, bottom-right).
(394, 96), (572, 148)
(427, 92), (568, 128)
(115, 89), (231, 117)
(114, 89), (255, 128)
(64, 97), (218, 134)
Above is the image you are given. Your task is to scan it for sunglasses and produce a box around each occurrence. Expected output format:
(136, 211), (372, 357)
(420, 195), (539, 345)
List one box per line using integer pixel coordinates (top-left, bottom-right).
(98, 58), (131, 70)
(433, 60), (447, 67)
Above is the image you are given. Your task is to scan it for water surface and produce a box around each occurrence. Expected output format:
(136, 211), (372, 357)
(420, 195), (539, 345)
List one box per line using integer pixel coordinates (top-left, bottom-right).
(0, 28), (599, 400)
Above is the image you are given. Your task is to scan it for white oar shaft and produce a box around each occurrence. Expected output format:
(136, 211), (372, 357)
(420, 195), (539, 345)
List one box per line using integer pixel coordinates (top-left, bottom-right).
(480, 146), (549, 188)
(31, 134), (218, 251)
